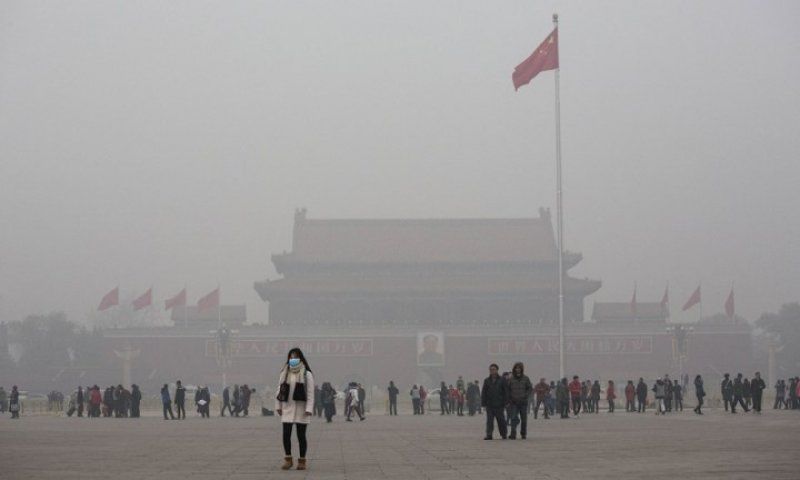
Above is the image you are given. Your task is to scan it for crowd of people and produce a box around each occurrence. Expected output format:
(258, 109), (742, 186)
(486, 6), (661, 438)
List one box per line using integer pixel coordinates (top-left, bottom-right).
(474, 364), (795, 440)
(3, 371), (800, 426)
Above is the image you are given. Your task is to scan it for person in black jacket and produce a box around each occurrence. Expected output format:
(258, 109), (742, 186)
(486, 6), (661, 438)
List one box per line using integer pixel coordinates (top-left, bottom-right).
(481, 363), (508, 440)
(221, 386), (232, 417)
(387, 381), (399, 416)
(439, 381), (450, 415)
(731, 373), (749, 413)
(130, 385), (142, 418)
(76, 386), (84, 417)
(636, 378), (647, 413)
(506, 362), (533, 439)
(693, 375), (705, 415)
(750, 372), (766, 413)
(721, 373), (733, 412)
(174, 380), (186, 419)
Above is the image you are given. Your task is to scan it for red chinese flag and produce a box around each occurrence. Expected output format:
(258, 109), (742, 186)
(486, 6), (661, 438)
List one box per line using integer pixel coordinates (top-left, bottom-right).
(512, 28), (559, 91)
(660, 285), (669, 309)
(164, 288), (187, 310)
(197, 288), (220, 312)
(724, 288), (735, 319)
(132, 288), (152, 311)
(681, 286), (701, 312)
(97, 287), (119, 311)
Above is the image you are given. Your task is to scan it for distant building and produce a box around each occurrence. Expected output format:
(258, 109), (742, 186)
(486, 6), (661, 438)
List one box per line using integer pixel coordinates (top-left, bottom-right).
(169, 305), (246, 329)
(591, 302), (668, 324)
(255, 207), (601, 327)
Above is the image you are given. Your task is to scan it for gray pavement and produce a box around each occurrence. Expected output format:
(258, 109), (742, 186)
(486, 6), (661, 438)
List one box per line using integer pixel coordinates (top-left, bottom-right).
(1, 408), (798, 480)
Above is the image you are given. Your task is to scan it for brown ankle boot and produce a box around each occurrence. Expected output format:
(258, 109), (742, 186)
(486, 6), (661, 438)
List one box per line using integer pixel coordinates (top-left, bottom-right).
(281, 456), (293, 470)
(297, 458), (307, 470)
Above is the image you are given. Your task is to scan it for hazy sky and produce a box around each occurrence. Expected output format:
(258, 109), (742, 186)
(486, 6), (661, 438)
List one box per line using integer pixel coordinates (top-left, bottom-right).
(1, 1), (798, 326)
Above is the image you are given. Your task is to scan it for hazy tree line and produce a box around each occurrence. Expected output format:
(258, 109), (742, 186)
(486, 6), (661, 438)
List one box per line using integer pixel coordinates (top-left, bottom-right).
(0, 312), (106, 379)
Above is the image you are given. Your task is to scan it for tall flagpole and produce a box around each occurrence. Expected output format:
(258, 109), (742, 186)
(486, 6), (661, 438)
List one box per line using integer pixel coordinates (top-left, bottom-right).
(553, 12), (565, 380)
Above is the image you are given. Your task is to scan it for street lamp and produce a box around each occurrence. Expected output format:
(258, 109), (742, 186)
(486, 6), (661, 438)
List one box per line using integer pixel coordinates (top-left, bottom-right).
(666, 325), (693, 385)
(209, 324), (237, 388)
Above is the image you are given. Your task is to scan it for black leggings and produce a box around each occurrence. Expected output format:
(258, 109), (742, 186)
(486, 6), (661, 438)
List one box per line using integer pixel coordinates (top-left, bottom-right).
(282, 423), (308, 458)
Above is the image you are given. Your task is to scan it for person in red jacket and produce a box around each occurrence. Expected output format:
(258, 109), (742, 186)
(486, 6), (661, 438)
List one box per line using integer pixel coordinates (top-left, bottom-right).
(606, 380), (616, 413)
(624, 380), (636, 412)
(89, 385), (102, 418)
(568, 376), (582, 417)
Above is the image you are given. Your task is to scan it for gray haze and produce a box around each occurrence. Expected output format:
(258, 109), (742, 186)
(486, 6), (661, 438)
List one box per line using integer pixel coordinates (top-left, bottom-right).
(1, 1), (799, 326)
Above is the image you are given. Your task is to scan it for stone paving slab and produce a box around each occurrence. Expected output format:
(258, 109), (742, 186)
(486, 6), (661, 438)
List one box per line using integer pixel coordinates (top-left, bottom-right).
(0, 408), (798, 479)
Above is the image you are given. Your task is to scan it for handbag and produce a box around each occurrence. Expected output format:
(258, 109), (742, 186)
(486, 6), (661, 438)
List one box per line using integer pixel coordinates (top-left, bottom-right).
(9, 403), (19, 412)
(276, 382), (290, 403)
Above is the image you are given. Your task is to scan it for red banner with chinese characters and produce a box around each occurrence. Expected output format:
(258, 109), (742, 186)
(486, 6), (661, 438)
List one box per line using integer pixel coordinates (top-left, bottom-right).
(205, 338), (374, 358)
(488, 336), (653, 356)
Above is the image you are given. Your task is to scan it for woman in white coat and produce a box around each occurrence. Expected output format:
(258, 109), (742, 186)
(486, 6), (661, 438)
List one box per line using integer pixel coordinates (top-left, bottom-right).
(275, 347), (315, 471)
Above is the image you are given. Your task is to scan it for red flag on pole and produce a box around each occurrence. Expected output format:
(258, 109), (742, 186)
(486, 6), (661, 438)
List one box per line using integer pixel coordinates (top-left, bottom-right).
(164, 288), (187, 311)
(681, 286), (701, 312)
(512, 27), (559, 91)
(660, 285), (669, 309)
(98, 287), (119, 311)
(197, 288), (220, 312)
(724, 288), (735, 319)
(132, 288), (152, 311)
(630, 285), (637, 317)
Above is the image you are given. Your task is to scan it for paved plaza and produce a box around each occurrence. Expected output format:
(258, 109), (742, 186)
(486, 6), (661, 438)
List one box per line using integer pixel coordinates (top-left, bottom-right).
(1, 408), (798, 480)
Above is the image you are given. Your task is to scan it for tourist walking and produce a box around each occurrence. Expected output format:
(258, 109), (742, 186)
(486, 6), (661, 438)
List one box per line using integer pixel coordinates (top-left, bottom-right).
(161, 384), (175, 420)
(568, 376), (582, 417)
(346, 383), (365, 421)
(506, 362), (532, 439)
(410, 385), (421, 415)
(693, 375), (705, 415)
(466, 381), (480, 416)
(387, 381), (399, 415)
(76, 386), (84, 417)
(636, 378), (648, 413)
(9, 386), (20, 419)
(773, 380), (786, 409)
(174, 381), (186, 419)
(314, 385), (323, 417)
(533, 378), (549, 419)
(357, 384), (366, 417)
(130, 384), (142, 418)
(750, 372), (766, 413)
(481, 363), (508, 440)
(439, 381), (450, 415)
(743, 377), (752, 409)
(731, 373), (749, 413)
(591, 380), (601, 414)
(556, 378), (570, 418)
(275, 348), (315, 471)
(221, 386), (232, 417)
(624, 381), (635, 412)
(721, 373), (734, 412)
(606, 380), (616, 413)
(673, 382), (683, 412)
(321, 382), (336, 422)
(653, 379), (666, 414)
(89, 385), (102, 417)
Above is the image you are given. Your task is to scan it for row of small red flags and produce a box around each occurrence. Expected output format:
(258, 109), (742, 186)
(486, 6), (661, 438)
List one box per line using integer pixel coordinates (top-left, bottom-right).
(630, 285), (736, 318)
(97, 287), (219, 313)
